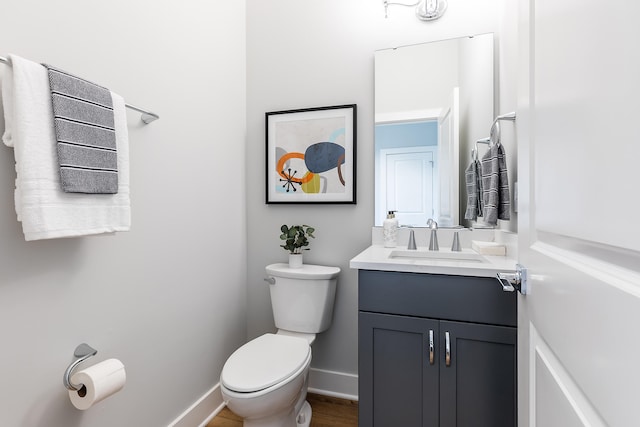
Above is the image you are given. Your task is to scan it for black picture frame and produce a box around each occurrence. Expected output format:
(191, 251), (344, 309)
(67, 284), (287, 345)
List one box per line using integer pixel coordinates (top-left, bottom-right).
(265, 104), (357, 204)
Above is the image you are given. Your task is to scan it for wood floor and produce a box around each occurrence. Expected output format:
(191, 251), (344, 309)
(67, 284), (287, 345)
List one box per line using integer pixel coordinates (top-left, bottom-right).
(207, 393), (358, 427)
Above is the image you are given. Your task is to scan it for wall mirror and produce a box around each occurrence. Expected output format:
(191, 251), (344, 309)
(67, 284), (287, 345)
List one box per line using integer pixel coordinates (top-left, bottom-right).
(374, 33), (494, 227)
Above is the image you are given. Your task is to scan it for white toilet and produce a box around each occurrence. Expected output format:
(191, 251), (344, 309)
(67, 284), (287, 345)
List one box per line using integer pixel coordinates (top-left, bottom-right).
(220, 263), (340, 427)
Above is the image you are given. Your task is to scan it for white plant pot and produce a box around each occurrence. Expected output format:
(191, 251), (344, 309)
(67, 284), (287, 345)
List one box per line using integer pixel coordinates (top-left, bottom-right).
(288, 253), (303, 269)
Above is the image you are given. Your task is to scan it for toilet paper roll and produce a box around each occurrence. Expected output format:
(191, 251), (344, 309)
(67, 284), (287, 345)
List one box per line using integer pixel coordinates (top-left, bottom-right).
(68, 358), (126, 410)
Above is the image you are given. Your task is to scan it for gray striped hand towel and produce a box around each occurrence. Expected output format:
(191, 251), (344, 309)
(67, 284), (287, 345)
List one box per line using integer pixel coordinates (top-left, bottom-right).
(464, 161), (480, 220)
(464, 158), (484, 221)
(480, 144), (510, 225)
(476, 158), (484, 215)
(43, 65), (118, 194)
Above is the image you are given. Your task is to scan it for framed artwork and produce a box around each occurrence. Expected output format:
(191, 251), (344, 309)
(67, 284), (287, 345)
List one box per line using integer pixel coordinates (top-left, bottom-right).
(265, 104), (357, 204)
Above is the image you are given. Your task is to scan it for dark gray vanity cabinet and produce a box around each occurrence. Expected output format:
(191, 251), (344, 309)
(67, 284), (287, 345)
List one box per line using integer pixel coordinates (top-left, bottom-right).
(358, 270), (517, 427)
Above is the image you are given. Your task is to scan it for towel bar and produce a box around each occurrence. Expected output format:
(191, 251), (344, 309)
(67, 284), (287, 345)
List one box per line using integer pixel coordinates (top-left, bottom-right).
(473, 112), (517, 158)
(472, 137), (491, 159)
(0, 55), (159, 124)
(489, 112), (517, 146)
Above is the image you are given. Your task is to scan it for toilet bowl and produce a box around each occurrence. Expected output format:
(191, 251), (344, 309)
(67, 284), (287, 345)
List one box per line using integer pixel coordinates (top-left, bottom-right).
(221, 333), (312, 427)
(220, 263), (340, 427)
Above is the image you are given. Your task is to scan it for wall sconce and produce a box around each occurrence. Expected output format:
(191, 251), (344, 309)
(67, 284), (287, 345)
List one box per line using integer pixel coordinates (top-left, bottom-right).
(384, 0), (448, 21)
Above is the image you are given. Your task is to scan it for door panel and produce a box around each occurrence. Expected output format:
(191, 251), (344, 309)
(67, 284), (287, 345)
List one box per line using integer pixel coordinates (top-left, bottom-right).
(532, 325), (606, 427)
(381, 147), (435, 226)
(518, 1), (640, 426)
(535, 354), (586, 427)
(440, 321), (516, 427)
(359, 312), (439, 427)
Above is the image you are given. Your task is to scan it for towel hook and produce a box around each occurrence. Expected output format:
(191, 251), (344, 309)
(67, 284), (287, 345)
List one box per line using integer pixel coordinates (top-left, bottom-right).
(63, 343), (97, 391)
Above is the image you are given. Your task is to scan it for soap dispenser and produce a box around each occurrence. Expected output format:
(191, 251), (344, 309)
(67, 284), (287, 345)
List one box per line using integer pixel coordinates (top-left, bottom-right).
(383, 211), (399, 248)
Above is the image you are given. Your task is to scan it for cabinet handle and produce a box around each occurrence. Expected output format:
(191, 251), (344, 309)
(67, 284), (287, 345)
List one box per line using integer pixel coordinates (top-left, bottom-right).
(428, 330), (434, 365)
(445, 331), (451, 367)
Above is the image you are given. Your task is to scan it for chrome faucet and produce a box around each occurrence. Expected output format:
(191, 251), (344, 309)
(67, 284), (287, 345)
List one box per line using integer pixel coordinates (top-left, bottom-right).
(427, 218), (439, 251)
(407, 228), (417, 250)
(451, 231), (462, 252)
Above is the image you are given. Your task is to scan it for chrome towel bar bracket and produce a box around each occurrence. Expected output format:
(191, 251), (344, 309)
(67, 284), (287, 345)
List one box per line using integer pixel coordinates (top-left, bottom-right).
(474, 112), (517, 155)
(63, 343), (98, 391)
(489, 112), (517, 147)
(0, 55), (159, 124)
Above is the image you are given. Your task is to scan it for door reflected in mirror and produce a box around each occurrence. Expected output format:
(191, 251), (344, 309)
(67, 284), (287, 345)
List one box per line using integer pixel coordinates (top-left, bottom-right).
(375, 33), (494, 227)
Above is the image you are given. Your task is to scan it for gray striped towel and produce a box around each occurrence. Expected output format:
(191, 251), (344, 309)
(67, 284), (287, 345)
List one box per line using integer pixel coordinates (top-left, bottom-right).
(464, 161), (479, 220)
(476, 158), (484, 215)
(464, 158), (484, 221)
(481, 144), (510, 225)
(43, 65), (118, 194)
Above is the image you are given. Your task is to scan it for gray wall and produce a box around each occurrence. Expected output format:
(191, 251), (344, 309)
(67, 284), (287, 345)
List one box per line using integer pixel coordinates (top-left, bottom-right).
(246, 0), (509, 392)
(0, 1), (247, 426)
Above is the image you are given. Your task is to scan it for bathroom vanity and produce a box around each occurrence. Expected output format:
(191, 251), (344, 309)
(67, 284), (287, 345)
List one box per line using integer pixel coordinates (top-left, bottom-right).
(367, 28), (517, 425)
(351, 232), (517, 427)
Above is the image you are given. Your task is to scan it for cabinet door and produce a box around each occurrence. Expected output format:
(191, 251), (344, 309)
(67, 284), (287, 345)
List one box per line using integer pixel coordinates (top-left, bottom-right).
(439, 321), (517, 427)
(359, 312), (439, 427)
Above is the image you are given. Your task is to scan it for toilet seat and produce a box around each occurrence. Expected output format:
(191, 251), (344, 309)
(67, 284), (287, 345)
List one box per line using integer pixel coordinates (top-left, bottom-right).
(221, 333), (310, 393)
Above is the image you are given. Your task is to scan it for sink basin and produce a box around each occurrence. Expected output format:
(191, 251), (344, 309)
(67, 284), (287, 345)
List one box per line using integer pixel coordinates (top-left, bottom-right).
(388, 249), (487, 264)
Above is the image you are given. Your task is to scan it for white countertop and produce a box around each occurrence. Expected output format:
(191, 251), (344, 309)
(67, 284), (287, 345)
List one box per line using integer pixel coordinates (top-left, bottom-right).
(349, 244), (517, 278)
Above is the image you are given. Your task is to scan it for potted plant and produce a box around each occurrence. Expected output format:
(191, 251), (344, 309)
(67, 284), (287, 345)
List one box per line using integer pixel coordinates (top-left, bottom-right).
(280, 224), (315, 268)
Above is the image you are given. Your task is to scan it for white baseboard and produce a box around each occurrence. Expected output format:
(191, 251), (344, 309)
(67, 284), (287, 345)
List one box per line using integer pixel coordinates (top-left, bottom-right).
(308, 368), (358, 401)
(168, 369), (358, 427)
(167, 383), (225, 427)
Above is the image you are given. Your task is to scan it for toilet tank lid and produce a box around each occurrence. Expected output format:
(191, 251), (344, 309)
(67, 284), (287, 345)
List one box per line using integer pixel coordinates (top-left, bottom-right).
(266, 263), (340, 280)
(221, 334), (310, 393)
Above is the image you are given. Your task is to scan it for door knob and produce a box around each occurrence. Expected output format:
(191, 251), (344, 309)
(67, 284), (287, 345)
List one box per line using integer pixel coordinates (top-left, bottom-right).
(496, 264), (528, 295)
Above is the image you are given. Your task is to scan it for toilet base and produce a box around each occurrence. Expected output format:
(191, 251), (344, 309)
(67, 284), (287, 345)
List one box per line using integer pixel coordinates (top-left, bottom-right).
(296, 401), (312, 427)
(239, 400), (312, 427)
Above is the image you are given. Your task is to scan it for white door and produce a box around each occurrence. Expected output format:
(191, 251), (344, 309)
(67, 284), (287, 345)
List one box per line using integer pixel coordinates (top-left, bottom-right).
(437, 88), (459, 227)
(380, 146), (435, 226)
(517, 1), (640, 426)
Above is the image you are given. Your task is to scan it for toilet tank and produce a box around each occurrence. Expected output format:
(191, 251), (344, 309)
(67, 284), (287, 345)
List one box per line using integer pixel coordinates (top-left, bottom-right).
(265, 263), (340, 334)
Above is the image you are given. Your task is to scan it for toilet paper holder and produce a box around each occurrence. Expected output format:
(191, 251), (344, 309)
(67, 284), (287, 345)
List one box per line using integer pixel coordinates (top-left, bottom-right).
(63, 343), (98, 391)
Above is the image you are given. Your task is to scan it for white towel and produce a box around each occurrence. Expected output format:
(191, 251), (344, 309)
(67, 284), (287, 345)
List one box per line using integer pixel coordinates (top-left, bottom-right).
(1, 54), (130, 241)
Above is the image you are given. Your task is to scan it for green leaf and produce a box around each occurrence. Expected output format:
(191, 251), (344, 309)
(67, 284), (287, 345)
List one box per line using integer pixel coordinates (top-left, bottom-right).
(279, 224), (315, 252)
